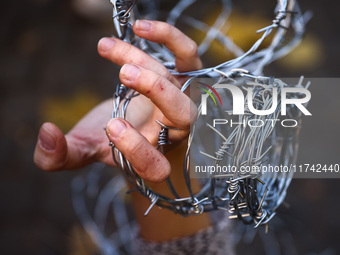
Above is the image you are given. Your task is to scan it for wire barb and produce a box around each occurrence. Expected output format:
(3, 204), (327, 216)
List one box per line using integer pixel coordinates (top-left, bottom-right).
(156, 120), (182, 154)
(110, 0), (139, 39)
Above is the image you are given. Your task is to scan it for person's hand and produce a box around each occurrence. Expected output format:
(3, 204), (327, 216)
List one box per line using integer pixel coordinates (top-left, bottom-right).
(34, 20), (202, 182)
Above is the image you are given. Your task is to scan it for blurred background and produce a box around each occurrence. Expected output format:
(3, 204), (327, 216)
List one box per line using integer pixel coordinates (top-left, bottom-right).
(1, 0), (339, 254)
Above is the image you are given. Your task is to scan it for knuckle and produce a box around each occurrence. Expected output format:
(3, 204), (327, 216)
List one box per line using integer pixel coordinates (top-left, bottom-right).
(162, 70), (173, 82)
(186, 40), (199, 58)
(125, 137), (144, 159)
(177, 104), (192, 130)
(136, 153), (171, 182)
(190, 101), (199, 125)
(163, 22), (174, 37)
(121, 45), (134, 62)
(151, 162), (171, 182)
(114, 43), (135, 65)
(178, 100), (198, 130)
(149, 75), (165, 94)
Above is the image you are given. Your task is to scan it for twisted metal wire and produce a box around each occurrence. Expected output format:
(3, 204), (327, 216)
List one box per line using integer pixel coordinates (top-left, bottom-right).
(72, 164), (138, 255)
(112, 74), (308, 226)
(108, 0), (309, 225)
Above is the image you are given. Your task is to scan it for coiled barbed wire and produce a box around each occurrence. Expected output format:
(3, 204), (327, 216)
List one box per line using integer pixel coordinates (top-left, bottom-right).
(108, 0), (309, 226)
(110, 0), (138, 39)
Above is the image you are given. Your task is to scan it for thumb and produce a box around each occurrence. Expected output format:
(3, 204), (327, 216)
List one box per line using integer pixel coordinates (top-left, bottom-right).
(33, 122), (96, 171)
(34, 122), (68, 171)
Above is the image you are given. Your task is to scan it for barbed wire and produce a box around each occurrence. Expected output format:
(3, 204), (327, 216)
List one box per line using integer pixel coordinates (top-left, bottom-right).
(108, 0), (309, 224)
(110, 0), (311, 76)
(72, 164), (138, 255)
(69, 1), (313, 253)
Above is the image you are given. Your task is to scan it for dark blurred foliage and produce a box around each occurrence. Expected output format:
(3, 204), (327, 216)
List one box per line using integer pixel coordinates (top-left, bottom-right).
(0, 0), (340, 254)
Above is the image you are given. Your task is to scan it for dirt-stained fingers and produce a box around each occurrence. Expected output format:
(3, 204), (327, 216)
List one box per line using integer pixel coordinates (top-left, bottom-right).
(106, 118), (171, 182)
(119, 63), (197, 133)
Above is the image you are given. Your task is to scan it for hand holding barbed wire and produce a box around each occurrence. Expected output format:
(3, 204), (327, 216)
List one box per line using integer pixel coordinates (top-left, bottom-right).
(34, 20), (201, 183)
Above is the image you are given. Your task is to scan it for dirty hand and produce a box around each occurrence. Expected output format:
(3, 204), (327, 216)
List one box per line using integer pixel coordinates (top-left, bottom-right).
(34, 20), (201, 182)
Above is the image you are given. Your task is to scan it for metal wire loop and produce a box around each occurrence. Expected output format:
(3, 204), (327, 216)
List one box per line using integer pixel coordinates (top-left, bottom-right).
(107, 0), (308, 227)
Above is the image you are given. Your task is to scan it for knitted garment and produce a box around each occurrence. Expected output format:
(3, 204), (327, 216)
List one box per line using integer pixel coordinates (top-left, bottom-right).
(136, 212), (235, 255)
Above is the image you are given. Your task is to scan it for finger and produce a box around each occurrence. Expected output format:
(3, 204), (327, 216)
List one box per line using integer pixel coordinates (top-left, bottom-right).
(34, 122), (96, 171)
(106, 118), (171, 182)
(33, 126), (110, 171)
(119, 64), (198, 131)
(34, 101), (114, 171)
(34, 122), (66, 171)
(97, 37), (181, 88)
(133, 20), (202, 72)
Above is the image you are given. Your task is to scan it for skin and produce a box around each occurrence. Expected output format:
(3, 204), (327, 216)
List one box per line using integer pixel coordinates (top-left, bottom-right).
(34, 20), (211, 241)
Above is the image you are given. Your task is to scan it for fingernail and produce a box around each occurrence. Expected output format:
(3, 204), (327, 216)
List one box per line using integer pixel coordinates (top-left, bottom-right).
(107, 119), (127, 138)
(38, 125), (56, 151)
(98, 37), (115, 52)
(136, 20), (151, 31)
(121, 64), (140, 81)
